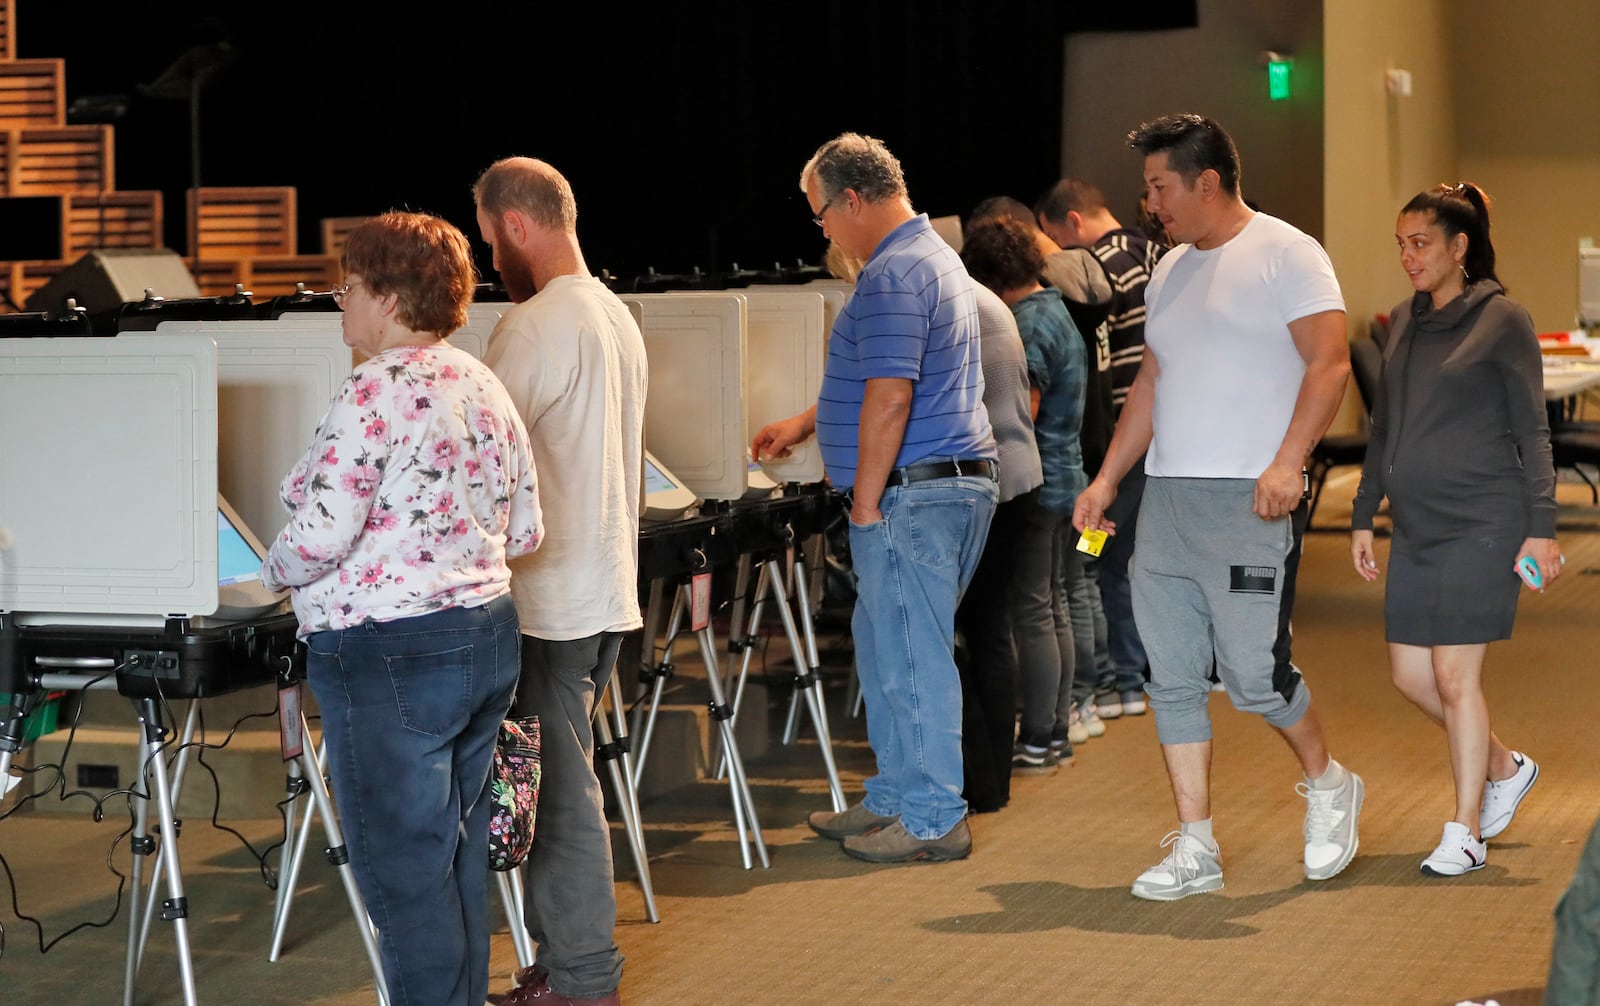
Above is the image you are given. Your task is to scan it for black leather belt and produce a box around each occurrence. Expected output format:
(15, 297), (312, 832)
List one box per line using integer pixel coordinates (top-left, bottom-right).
(883, 458), (998, 488)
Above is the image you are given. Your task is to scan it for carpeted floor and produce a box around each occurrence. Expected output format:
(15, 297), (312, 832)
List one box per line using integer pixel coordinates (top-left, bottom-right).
(2, 472), (1596, 1006)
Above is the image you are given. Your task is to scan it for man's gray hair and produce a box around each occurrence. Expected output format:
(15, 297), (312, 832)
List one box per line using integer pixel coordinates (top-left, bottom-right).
(800, 133), (908, 204)
(472, 156), (577, 231)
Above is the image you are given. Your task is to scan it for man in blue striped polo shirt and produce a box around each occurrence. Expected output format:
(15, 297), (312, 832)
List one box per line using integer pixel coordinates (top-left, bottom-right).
(751, 133), (998, 862)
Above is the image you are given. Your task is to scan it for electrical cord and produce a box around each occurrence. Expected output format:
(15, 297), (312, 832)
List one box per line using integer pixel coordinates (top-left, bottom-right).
(0, 665), (143, 963)
(0, 673), (292, 963)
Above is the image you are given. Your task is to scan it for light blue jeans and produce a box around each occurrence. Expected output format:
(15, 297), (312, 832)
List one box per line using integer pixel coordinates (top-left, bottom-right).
(850, 473), (997, 839)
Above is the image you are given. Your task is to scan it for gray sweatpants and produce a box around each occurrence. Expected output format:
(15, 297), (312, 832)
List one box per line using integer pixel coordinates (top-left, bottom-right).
(1132, 477), (1310, 745)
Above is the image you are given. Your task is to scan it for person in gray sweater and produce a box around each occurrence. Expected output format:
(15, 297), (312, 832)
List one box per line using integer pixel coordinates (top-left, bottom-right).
(953, 282), (1047, 808)
(1350, 181), (1558, 878)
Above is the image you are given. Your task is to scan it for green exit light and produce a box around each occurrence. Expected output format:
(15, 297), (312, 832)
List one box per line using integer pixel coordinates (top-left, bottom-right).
(1268, 59), (1293, 101)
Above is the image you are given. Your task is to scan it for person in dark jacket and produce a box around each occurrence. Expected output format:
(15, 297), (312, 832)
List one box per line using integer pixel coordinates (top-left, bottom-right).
(1349, 181), (1558, 878)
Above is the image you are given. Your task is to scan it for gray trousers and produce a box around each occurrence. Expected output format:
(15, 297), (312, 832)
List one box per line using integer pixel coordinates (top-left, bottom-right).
(1132, 477), (1310, 745)
(513, 632), (625, 998)
(1013, 504), (1073, 748)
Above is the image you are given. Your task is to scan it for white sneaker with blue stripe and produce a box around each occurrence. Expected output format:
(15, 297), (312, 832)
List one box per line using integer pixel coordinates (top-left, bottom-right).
(1422, 821), (1486, 876)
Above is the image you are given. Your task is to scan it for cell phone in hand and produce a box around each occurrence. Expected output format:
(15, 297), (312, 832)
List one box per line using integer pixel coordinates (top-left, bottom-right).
(1515, 555), (1543, 591)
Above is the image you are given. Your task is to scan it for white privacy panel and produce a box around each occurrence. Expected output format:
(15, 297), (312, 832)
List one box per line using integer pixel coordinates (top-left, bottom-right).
(0, 334), (219, 618)
(152, 318), (352, 546)
(623, 292), (748, 502)
(742, 288), (827, 485)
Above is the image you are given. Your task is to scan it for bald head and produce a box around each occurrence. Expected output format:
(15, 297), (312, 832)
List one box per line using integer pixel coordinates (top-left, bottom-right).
(472, 156), (577, 232)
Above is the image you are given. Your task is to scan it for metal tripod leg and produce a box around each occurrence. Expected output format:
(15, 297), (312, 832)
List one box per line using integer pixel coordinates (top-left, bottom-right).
(269, 748), (321, 961)
(495, 869), (534, 968)
(761, 558), (846, 812)
(123, 736), (153, 1006)
(791, 552), (840, 764)
(714, 564), (769, 780)
(727, 552), (753, 665)
(268, 756), (309, 959)
(631, 584), (685, 783)
(630, 579), (667, 747)
(594, 681), (659, 922)
(279, 719), (390, 1005)
(685, 584), (768, 869)
(128, 698), (198, 1006)
(136, 701), (199, 966)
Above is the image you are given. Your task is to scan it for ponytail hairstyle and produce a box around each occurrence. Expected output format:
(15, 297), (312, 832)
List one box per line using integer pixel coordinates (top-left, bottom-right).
(1400, 182), (1501, 289)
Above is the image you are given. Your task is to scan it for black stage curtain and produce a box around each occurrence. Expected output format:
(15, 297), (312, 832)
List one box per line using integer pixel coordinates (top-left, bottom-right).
(15, 2), (1197, 284)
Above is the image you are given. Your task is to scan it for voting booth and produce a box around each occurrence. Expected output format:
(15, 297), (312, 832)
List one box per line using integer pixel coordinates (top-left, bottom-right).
(150, 318), (352, 548)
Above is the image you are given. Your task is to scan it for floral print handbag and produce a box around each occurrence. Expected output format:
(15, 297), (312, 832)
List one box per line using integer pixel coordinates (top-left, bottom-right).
(488, 715), (541, 872)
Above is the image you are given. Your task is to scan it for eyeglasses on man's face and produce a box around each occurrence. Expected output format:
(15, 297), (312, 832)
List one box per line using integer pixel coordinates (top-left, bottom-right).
(812, 196), (839, 228)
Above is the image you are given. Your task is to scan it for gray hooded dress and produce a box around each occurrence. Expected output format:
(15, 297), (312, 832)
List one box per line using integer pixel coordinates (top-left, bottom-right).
(1350, 280), (1557, 644)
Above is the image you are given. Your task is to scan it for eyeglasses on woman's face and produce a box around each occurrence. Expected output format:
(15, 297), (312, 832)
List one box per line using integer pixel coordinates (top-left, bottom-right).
(330, 278), (365, 306)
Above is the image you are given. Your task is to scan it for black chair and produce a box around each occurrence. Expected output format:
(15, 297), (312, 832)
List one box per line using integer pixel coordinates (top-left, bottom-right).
(1306, 337), (1384, 528)
(1552, 427), (1600, 504)
(1351, 334), (1382, 413)
(1307, 433), (1365, 527)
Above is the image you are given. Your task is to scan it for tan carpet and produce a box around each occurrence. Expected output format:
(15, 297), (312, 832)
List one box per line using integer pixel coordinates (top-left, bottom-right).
(2, 473), (1596, 1005)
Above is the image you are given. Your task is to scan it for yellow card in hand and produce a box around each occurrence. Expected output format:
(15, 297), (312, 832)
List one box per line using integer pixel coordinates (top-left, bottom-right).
(1077, 529), (1107, 557)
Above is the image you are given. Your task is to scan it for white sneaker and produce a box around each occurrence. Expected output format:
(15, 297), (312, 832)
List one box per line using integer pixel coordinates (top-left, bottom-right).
(1120, 690), (1148, 716)
(1421, 821), (1487, 876)
(1066, 708), (1090, 746)
(1096, 693), (1124, 719)
(1480, 752), (1538, 840)
(1079, 701), (1106, 738)
(1299, 769), (1364, 881)
(1131, 831), (1224, 901)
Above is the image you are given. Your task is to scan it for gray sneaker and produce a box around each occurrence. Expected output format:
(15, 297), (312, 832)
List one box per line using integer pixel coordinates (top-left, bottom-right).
(1012, 742), (1060, 775)
(808, 802), (898, 840)
(1131, 831), (1224, 901)
(1300, 770), (1364, 881)
(842, 818), (972, 863)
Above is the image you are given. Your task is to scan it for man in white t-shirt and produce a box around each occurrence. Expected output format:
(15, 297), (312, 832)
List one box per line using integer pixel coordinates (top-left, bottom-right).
(1073, 114), (1362, 902)
(475, 157), (646, 1006)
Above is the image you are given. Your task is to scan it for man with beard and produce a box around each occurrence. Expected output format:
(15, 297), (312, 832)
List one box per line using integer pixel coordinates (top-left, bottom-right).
(475, 156), (646, 1006)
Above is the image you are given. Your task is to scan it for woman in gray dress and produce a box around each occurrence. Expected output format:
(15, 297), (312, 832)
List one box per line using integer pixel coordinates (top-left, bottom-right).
(1350, 182), (1559, 878)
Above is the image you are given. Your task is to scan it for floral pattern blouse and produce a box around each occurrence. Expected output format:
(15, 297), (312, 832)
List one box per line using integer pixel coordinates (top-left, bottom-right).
(261, 342), (543, 637)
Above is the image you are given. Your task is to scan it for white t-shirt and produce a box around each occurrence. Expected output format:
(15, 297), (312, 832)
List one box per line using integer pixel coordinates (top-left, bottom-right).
(1143, 213), (1344, 478)
(483, 274), (648, 640)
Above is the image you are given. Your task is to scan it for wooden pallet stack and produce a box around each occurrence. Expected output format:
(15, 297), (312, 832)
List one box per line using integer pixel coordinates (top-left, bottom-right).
(0, 1), (355, 309)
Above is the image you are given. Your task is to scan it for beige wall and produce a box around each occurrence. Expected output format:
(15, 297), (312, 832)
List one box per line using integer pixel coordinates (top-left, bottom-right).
(1322, 0), (1458, 432)
(1454, 0), (1600, 333)
(1060, 0), (1325, 238)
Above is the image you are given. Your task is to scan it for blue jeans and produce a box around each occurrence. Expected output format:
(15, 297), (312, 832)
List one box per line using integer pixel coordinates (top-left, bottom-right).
(850, 473), (997, 839)
(1064, 544), (1105, 709)
(306, 594), (520, 1006)
(1097, 460), (1149, 695)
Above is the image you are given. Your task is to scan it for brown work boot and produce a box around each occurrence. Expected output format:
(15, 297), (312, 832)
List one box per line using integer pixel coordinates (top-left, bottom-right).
(841, 818), (972, 863)
(807, 802), (898, 840)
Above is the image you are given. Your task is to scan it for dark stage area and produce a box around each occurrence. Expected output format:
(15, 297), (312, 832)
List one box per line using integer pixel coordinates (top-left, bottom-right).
(12, 1), (1196, 286)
